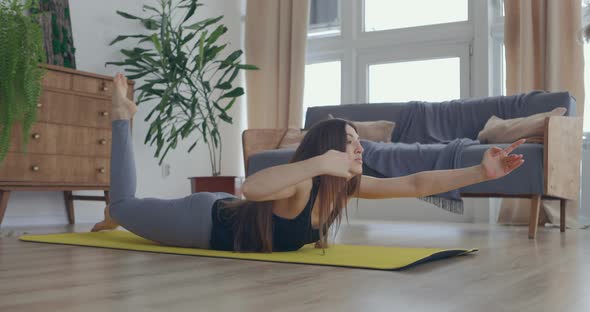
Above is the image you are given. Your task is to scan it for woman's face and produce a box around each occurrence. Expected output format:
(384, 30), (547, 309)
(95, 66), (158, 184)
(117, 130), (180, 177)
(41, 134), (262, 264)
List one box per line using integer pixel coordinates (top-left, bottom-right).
(344, 124), (363, 176)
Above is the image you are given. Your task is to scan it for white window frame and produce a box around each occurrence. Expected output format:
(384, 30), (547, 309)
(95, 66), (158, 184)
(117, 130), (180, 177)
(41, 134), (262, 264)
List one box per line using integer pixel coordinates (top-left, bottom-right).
(489, 0), (505, 96)
(306, 0), (504, 106)
(304, 53), (345, 120)
(358, 43), (471, 102)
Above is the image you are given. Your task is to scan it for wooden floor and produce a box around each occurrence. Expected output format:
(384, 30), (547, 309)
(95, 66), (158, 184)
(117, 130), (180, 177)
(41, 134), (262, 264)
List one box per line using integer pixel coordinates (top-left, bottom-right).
(1, 221), (590, 312)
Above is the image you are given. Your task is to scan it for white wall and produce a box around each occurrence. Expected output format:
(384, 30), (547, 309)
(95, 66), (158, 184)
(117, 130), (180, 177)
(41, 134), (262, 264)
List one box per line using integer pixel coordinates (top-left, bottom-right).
(3, 0), (244, 227)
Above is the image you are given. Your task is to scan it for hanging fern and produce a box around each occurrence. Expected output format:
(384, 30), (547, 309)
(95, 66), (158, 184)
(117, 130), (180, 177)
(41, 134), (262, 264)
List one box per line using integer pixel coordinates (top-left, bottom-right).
(0, 0), (46, 163)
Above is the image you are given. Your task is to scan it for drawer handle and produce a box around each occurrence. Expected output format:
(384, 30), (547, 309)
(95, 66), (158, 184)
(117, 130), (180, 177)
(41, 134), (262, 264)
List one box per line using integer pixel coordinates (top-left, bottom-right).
(31, 165), (40, 172)
(102, 83), (109, 92)
(98, 167), (106, 174)
(36, 103), (43, 108)
(99, 139), (107, 145)
(32, 133), (41, 140)
(100, 111), (109, 117)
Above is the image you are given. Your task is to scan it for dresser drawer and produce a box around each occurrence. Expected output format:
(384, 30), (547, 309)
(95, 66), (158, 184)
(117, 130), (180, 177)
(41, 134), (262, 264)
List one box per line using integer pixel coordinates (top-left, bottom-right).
(9, 123), (111, 157)
(41, 70), (72, 90)
(72, 75), (113, 97)
(0, 153), (109, 185)
(38, 90), (111, 128)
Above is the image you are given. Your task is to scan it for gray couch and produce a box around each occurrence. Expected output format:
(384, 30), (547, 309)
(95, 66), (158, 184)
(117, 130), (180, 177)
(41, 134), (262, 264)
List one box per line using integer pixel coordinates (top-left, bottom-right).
(242, 91), (583, 238)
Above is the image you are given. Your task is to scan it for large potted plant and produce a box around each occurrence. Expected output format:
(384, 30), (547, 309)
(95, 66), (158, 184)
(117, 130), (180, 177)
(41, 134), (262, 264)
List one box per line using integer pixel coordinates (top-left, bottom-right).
(0, 0), (45, 163)
(107, 0), (257, 194)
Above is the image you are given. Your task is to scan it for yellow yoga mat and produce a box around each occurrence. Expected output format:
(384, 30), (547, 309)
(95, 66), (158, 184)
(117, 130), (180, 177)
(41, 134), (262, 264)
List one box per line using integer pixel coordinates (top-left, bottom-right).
(19, 231), (477, 270)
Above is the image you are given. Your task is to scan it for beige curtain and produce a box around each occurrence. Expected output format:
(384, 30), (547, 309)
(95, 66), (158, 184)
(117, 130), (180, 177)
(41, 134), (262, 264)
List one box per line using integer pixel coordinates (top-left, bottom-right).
(245, 0), (310, 129)
(500, 0), (585, 227)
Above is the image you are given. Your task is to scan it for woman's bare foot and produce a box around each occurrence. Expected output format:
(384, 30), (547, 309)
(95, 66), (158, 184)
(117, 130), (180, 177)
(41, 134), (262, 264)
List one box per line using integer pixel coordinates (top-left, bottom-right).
(111, 73), (138, 121)
(91, 205), (120, 232)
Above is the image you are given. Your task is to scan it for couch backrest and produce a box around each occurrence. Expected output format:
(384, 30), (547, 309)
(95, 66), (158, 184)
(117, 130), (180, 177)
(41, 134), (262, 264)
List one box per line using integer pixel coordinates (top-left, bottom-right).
(303, 91), (576, 142)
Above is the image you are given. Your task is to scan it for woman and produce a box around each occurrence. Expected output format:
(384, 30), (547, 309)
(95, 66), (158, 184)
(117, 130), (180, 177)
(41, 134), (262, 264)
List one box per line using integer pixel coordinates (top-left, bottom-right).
(92, 73), (526, 252)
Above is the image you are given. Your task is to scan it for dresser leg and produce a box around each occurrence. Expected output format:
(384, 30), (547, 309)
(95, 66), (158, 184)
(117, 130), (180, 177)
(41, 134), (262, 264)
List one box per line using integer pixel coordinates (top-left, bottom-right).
(104, 190), (110, 205)
(0, 190), (11, 226)
(63, 191), (75, 225)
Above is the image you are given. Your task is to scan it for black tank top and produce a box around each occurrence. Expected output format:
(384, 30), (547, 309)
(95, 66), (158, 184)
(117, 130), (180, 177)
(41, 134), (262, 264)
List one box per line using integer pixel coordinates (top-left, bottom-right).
(209, 181), (320, 252)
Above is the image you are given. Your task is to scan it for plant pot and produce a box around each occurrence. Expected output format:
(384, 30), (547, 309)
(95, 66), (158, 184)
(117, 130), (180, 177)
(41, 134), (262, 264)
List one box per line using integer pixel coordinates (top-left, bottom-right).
(188, 176), (243, 197)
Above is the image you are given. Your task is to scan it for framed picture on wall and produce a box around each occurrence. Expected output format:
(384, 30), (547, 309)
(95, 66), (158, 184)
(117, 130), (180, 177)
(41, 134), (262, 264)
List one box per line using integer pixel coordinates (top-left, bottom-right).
(33, 0), (76, 69)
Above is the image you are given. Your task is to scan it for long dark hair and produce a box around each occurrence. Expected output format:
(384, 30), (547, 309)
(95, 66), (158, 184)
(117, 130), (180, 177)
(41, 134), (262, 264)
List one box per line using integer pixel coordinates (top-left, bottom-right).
(220, 118), (361, 252)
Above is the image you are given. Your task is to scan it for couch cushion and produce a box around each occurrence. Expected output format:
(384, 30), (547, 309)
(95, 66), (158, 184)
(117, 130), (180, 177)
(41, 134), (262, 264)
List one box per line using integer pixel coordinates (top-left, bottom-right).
(326, 114), (396, 143)
(351, 120), (395, 143)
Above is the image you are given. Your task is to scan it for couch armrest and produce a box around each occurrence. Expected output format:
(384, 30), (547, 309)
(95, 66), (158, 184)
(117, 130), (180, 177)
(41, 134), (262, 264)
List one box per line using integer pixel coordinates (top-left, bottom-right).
(242, 129), (287, 174)
(544, 116), (583, 199)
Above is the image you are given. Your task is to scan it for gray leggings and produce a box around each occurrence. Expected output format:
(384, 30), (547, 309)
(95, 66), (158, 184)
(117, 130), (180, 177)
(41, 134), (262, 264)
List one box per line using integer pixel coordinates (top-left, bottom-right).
(109, 120), (234, 248)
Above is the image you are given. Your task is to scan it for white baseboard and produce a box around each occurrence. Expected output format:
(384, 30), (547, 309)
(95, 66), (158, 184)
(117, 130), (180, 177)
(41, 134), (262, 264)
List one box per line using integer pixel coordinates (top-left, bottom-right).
(1, 215), (99, 227)
(2, 215), (69, 227)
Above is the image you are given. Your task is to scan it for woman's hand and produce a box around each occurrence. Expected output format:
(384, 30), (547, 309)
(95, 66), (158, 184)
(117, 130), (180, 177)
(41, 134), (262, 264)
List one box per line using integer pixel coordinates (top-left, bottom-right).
(318, 150), (354, 178)
(480, 139), (526, 180)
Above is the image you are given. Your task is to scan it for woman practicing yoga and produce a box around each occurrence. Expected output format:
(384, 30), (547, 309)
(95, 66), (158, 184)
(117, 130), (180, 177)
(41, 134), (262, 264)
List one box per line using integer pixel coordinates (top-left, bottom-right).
(92, 73), (526, 252)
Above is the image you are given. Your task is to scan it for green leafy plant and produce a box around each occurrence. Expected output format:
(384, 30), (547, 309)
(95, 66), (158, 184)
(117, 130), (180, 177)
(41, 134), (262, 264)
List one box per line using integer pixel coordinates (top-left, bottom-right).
(0, 0), (45, 163)
(107, 0), (257, 176)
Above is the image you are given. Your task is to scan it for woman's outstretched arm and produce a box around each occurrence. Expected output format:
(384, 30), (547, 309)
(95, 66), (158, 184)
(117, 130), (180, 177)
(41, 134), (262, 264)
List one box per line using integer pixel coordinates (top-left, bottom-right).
(241, 158), (321, 201)
(356, 139), (526, 199)
(242, 150), (355, 201)
(356, 166), (487, 199)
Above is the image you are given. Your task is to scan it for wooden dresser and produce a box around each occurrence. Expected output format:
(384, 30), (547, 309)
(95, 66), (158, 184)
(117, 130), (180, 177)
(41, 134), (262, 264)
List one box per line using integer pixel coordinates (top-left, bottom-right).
(0, 64), (134, 226)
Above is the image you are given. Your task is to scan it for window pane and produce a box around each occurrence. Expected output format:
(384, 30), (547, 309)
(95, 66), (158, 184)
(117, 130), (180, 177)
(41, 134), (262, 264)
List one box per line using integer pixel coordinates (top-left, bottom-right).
(368, 58), (460, 103)
(309, 0), (340, 37)
(364, 0), (468, 32)
(303, 61), (341, 125)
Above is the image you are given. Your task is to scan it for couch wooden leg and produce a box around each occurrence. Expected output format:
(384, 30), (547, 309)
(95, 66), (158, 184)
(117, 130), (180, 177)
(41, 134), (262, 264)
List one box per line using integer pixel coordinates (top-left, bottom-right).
(560, 199), (567, 233)
(528, 195), (542, 239)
